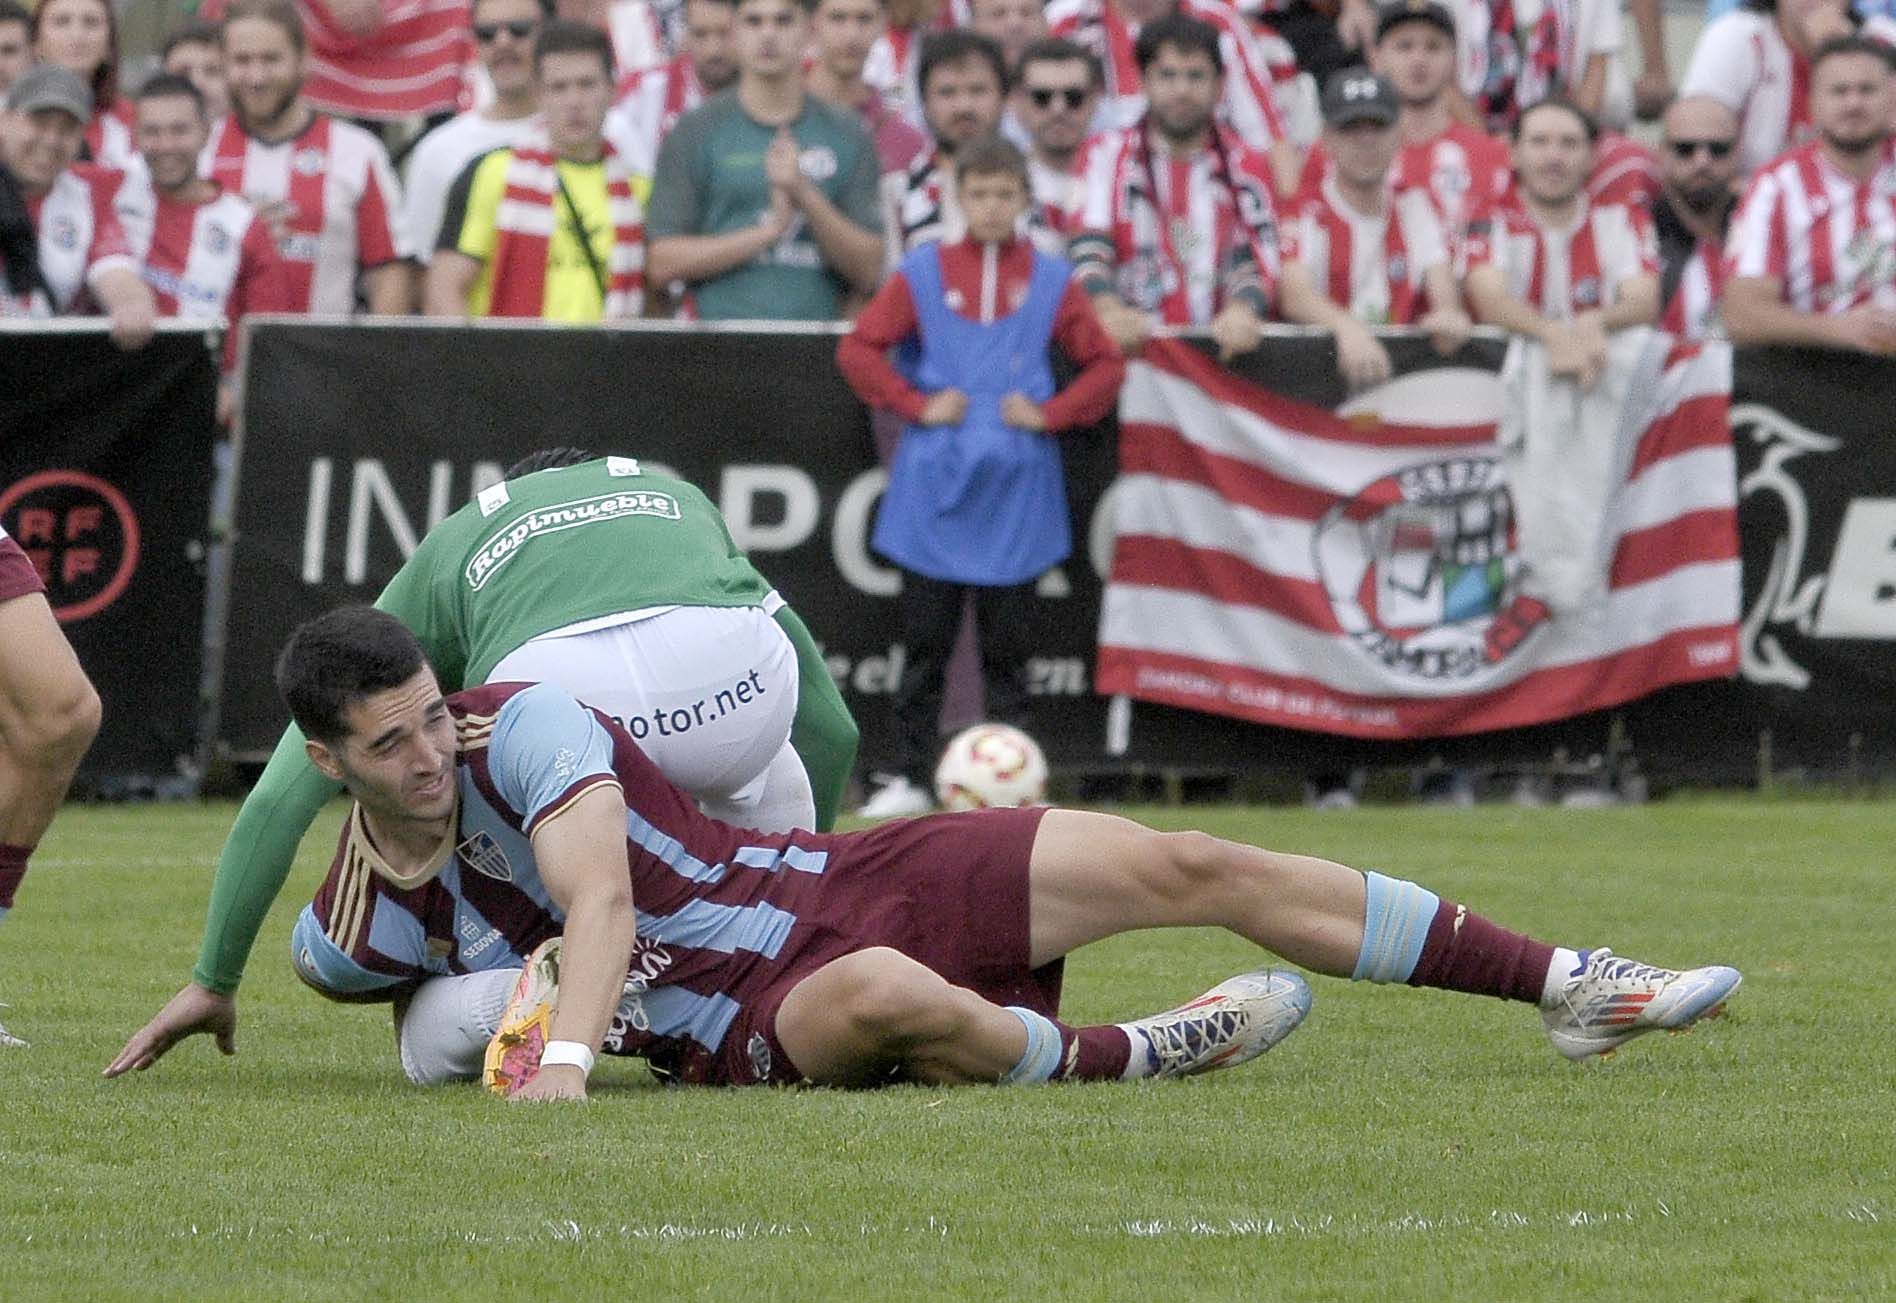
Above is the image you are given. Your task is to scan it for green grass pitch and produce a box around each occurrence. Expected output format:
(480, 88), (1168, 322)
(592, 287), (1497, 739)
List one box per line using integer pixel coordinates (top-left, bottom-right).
(1, 797), (1890, 1300)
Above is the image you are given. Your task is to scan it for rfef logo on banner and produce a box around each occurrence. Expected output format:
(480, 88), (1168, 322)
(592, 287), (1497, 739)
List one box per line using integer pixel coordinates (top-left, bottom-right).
(0, 470), (141, 623)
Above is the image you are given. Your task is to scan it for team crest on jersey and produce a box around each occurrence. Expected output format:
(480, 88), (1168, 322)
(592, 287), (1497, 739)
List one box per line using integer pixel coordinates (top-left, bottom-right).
(204, 222), (232, 255)
(49, 214), (79, 250)
(1314, 452), (1539, 681)
(747, 1031), (773, 1081)
(293, 147), (326, 176)
(1572, 277), (1602, 309)
(1388, 254), (1409, 285)
(798, 146), (839, 182)
(456, 830), (513, 882)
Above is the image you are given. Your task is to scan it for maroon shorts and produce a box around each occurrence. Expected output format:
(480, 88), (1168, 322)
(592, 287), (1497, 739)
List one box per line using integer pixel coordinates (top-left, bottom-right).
(651, 806), (1061, 1087)
(0, 535), (44, 603)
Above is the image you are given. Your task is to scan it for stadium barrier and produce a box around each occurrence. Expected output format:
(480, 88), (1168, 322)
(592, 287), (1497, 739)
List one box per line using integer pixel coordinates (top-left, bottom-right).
(4, 319), (1892, 783)
(0, 321), (220, 787)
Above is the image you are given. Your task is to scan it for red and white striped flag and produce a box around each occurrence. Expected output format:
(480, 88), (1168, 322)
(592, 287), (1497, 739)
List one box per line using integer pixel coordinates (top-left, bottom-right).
(1095, 337), (1740, 737)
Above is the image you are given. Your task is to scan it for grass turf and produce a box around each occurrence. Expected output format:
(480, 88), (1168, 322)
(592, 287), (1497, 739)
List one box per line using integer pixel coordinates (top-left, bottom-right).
(0, 797), (1889, 1301)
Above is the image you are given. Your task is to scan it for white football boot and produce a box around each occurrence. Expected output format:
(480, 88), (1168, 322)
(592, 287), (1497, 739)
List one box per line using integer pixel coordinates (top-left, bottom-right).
(1541, 948), (1741, 1061)
(1123, 969), (1312, 1079)
(0, 1002), (25, 1049)
(855, 775), (933, 819)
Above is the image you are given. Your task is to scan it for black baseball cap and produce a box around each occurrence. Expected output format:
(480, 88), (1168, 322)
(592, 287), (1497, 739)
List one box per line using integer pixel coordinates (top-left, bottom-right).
(1376, 0), (1457, 42)
(1321, 68), (1400, 127)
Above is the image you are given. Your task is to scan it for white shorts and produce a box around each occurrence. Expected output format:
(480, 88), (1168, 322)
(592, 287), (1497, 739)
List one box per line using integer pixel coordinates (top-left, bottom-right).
(486, 604), (801, 807)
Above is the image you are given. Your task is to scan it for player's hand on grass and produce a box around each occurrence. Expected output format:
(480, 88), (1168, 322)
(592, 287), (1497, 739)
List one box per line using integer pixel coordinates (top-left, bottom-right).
(103, 982), (237, 1077)
(509, 1064), (588, 1102)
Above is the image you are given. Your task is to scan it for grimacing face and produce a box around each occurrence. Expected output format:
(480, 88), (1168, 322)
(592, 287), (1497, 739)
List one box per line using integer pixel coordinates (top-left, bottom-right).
(307, 668), (460, 829)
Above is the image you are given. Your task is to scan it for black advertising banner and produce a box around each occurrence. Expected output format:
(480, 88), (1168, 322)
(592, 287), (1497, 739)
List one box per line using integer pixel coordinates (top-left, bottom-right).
(226, 321), (1611, 775)
(0, 327), (219, 781)
(1623, 347), (1896, 779)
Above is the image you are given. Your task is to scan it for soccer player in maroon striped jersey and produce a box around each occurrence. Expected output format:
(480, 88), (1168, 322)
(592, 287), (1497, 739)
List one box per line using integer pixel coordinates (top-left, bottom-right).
(264, 605), (1738, 1100)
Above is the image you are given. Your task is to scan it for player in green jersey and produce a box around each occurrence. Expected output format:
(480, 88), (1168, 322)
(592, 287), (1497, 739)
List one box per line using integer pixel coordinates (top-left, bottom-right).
(104, 448), (857, 1076)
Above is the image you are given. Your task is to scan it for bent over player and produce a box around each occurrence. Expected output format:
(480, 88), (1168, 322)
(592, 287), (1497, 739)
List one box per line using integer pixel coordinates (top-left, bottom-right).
(272, 607), (1736, 1099)
(0, 525), (101, 1047)
(106, 450), (858, 1077)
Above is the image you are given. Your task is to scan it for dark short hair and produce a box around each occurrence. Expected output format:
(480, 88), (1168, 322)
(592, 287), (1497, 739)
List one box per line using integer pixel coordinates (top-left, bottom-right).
(534, 18), (614, 77)
(1015, 36), (1103, 90)
(1134, 13), (1223, 76)
(1512, 95), (1598, 143)
(955, 132), (1030, 189)
(136, 71), (208, 115)
(735, 0), (818, 14)
(504, 446), (595, 479)
(473, 0), (557, 18)
(222, 0), (306, 52)
(160, 19), (222, 59)
(1812, 33), (1896, 77)
(918, 29), (1009, 97)
(0, 0), (34, 32)
(276, 606), (429, 745)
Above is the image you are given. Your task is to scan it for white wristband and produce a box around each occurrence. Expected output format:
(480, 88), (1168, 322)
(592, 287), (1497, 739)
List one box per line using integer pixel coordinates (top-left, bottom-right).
(540, 1040), (596, 1077)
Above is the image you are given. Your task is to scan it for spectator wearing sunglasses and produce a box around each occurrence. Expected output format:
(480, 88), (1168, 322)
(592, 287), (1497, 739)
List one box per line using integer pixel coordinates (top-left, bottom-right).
(401, 0), (551, 277)
(1652, 96), (1739, 339)
(1011, 38), (1102, 234)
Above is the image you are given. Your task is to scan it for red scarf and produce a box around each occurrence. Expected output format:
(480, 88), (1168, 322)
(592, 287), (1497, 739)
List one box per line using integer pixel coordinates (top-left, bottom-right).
(489, 132), (644, 319)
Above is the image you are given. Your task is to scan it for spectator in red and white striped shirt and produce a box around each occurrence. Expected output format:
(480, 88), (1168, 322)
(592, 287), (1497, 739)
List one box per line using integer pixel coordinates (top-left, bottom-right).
(1071, 13), (1281, 357)
(1279, 68), (1470, 386)
(1045, 0), (1301, 194)
(609, 0), (737, 172)
(0, 65), (154, 344)
(210, 0), (411, 315)
(1723, 36), (1896, 352)
(162, 22), (232, 123)
(1012, 38), (1103, 234)
(881, 30), (1024, 257)
(115, 74), (294, 398)
(1652, 95), (1740, 340)
(1464, 97), (1658, 387)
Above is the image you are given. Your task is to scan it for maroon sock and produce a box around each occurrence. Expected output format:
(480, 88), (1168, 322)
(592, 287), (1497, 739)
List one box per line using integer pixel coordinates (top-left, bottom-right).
(1052, 1022), (1134, 1081)
(0, 842), (30, 911)
(1407, 900), (1555, 1005)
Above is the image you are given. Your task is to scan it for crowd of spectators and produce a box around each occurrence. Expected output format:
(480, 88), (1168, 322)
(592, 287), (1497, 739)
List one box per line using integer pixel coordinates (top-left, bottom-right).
(4, 0), (1896, 809)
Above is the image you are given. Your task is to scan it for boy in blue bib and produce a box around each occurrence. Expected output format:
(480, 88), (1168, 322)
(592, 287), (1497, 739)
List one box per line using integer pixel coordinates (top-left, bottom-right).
(837, 135), (1126, 815)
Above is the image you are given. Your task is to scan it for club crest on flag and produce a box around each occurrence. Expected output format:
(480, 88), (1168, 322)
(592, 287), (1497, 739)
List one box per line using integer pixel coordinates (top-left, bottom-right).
(1313, 456), (1524, 680)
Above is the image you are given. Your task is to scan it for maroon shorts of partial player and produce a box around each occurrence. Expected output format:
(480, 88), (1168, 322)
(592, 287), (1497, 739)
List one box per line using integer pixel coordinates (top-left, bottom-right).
(650, 806), (1059, 1087)
(0, 535), (45, 603)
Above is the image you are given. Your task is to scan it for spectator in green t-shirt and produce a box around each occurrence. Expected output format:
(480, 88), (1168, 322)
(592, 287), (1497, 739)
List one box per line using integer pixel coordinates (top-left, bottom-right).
(645, 0), (886, 319)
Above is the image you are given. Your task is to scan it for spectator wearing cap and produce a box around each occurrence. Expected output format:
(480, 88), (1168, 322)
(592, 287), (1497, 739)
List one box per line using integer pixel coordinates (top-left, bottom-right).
(1652, 95), (1740, 339)
(886, 31), (1056, 259)
(0, 66), (155, 345)
(1722, 37), (1896, 353)
(1464, 98), (1657, 388)
(644, 0), (884, 320)
(0, 2), (31, 101)
(427, 21), (646, 321)
(1012, 38), (1103, 235)
(1044, 0), (1302, 196)
(1300, 0), (1510, 242)
(162, 21), (231, 122)
(1070, 14), (1282, 359)
(401, 0), (549, 284)
(805, 0), (930, 174)
(836, 134), (1125, 818)
(1280, 69), (1470, 387)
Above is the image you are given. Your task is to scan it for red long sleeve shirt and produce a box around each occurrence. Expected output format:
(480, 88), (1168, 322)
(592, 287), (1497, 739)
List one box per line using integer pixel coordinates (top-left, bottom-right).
(837, 236), (1126, 430)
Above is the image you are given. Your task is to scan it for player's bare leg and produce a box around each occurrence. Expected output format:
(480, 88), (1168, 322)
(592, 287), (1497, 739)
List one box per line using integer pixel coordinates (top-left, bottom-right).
(773, 944), (1312, 1087)
(0, 592), (102, 1047)
(1025, 809), (1740, 1061)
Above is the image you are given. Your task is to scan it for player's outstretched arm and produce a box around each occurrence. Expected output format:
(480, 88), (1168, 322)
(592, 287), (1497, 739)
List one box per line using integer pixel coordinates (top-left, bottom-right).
(773, 604), (858, 831)
(104, 726), (342, 1075)
(511, 784), (637, 1102)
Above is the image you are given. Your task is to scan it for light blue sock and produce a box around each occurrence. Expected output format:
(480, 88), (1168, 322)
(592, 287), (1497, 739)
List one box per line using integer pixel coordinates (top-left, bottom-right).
(0, 905), (9, 927)
(998, 1006), (1062, 1084)
(1352, 871), (1440, 984)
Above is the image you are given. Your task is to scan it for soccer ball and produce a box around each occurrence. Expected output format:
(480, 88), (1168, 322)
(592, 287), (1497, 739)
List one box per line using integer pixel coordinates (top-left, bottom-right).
(934, 723), (1049, 811)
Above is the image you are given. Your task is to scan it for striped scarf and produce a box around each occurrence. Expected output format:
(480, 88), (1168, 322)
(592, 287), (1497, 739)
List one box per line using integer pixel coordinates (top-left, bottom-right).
(490, 132), (644, 320)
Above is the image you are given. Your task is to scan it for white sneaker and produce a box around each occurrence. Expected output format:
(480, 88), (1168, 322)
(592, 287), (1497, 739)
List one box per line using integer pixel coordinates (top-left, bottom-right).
(856, 776), (933, 819)
(1541, 948), (1741, 1061)
(1123, 969), (1312, 1079)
